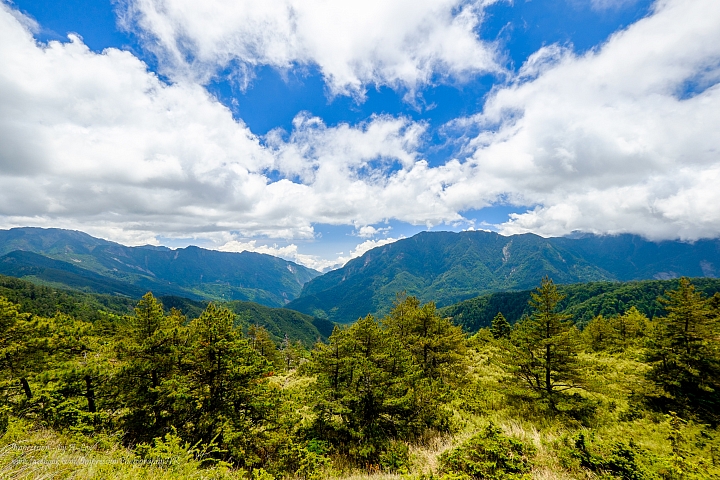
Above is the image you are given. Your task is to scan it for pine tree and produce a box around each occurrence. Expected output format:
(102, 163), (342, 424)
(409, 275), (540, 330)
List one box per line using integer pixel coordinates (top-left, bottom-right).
(0, 296), (45, 404)
(645, 278), (720, 423)
(501, 277), (584, 407)
(115, 293), (185, 441)
(248, 324), (282, 369)
(384, 294), (466, 384)
(307, 315), (441, 463)
(490, 312), (511, 340)
(179, 303), (277, 466)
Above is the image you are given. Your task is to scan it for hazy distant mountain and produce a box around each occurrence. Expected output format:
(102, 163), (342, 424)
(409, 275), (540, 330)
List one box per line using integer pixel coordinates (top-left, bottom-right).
(0, 227), (320, 307)
(287, 230), (720, 322)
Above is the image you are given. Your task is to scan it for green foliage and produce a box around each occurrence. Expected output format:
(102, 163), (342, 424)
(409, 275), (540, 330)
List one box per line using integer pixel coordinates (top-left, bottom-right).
(2, 273), (720, 479)
(490, 312), (511, 340)
(570, 432), (648, 480)
(439, 422), (535, 479)
(115, 293), (186, 442)
(384, 294), (467, 385)
(583, 306), (650, 352)
(645, 278), (720, 424)
(442, 278), (720, 332)
(0, 295), (45, 404)
(500, 277), (585, 407)
(248, 324), (283, 369)
(305, 310), (457, 466)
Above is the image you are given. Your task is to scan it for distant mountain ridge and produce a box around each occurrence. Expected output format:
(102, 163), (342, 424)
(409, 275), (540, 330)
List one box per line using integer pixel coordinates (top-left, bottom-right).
(287, 230), (720, 322)
(0, 227), (320, 307)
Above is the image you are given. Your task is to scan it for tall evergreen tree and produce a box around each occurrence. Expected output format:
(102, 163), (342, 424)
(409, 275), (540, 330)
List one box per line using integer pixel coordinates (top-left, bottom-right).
(248, 324), (283, 369)
(384, 294), (466, 384)
(645, 278), (720, 423)
(115, 293), (185, 441)
(501, 277), (584, 407)
(0, 296), (45, 404)
(490, 312), (511, 340)
(307, 315), (445, 463)
(180, 303), (277, 467)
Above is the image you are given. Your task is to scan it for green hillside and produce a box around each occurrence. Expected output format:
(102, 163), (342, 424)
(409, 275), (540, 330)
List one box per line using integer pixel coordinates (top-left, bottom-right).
(288, 230), (720, 323)
(0, 227), (320, 307)
(0, 273), (329, 344)
(440, 277), (720, 332)
(226, 300), (334, 345)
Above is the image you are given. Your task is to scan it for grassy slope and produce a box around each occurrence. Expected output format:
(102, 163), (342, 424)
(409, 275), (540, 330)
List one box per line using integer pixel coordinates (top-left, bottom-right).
(4, 339), (717, 479)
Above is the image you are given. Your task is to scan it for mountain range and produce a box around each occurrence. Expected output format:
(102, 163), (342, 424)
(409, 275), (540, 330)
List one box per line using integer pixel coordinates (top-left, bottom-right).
(0, 227), (319, 307)
(3, 227), (720, 326)
(287, 230), (720, 322)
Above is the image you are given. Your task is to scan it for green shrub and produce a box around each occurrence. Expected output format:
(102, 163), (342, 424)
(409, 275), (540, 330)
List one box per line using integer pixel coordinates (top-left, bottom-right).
(439, 422), (535, 479)
(571, 432), (648, 480)
(379, 441), (410, 473)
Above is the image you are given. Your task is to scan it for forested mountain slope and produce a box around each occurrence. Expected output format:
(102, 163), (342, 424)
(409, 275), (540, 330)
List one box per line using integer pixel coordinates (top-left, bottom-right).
(0, 273), (329, 343)
(0, 227), (320, 307)
(440, 277), (720, 332)
(288, 230), (720, 322)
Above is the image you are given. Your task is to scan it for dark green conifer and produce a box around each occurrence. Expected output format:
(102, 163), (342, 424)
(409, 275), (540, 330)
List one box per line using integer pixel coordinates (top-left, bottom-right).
(645, 278), (720, 423)
(490, 312), (511, 340)
(500, 277), (584, 407)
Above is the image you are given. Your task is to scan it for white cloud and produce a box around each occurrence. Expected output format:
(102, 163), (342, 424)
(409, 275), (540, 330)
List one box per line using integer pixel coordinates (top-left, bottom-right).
(355, 225), (392, 238)
(452, 0), (720, 241)
(0, 5), (468, 244)
(118, 0), (503, 97)
(218, 236), (403, 272)
(2, 0), (720, 265)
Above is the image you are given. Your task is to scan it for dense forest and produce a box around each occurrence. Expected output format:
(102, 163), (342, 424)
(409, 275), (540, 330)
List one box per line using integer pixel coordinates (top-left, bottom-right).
(0, 275), (719, 479)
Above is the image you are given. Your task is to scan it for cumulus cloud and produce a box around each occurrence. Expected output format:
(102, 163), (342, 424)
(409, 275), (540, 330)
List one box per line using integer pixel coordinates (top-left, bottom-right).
(117, 0), (503, 97)
(0, 4), (466, 246)
(2, 0), (720, 268)
(218, 236), (403, 272)
(355, 225), (392, 238)
(452, 0), (720, 241)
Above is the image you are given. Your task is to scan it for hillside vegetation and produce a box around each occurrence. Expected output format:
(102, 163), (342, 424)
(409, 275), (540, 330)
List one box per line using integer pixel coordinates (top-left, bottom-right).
(441, 277), (720, 331)
(1, 276), (719, 479)
(0, 273), (330, 344)
(287, 231), (720, 323)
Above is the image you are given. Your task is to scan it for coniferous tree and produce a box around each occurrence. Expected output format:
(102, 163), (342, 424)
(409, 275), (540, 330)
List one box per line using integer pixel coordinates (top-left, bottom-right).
(180, 303), (277, 466)
(501, 277), (584, 407)
(307, 315), (444, 463)
(0, 296), (45, 404)
(384, 294), (466, 384)
(115, 293), (185, 441)
(248, 324), (283, 369)
(37, 312), (109, 431)
(490, 312), (511, 340)
(645, 278), (720, 423)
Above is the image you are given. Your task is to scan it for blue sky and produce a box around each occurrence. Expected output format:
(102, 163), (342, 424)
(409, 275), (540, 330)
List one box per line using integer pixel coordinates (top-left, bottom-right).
(1, 0), (719, 270)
